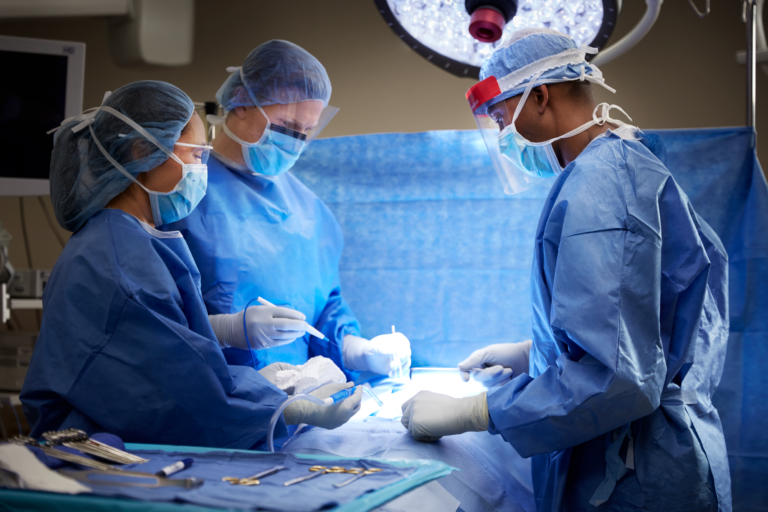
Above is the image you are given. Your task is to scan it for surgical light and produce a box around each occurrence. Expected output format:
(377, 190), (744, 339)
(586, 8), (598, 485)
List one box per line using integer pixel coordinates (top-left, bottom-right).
(374, 0), (620, 78)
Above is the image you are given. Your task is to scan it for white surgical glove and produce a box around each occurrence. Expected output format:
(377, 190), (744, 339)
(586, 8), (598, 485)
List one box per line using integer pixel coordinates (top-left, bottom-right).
(209, 304), (308, 350)
(342, 333), (411, 375)
(458, 340), (532, 387)
(258, 362), (300, 388)
(401, 391), (489, 442)
(283, 382), (362, 429)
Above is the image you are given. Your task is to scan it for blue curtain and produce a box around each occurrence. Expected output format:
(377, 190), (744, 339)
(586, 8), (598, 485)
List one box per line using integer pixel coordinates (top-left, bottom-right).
(292, 127), (768, 510)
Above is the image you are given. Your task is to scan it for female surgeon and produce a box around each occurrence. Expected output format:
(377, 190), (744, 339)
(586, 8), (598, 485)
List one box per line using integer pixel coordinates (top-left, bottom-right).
(20, 81), (361, 448)
(164, 41), (411, 380)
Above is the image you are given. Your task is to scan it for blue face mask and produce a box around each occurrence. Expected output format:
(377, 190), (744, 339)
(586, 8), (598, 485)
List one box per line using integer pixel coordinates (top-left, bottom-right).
(222, 105), (306, 177)
(148, 162), (208, 226)
(498, 129), (562, 179)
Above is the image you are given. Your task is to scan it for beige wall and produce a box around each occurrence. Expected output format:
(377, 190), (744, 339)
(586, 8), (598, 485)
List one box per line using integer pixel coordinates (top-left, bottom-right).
(1, 0), (765, 331)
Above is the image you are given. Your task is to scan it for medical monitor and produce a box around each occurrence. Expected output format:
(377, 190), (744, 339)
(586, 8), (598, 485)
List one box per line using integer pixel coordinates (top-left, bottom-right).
(0, 34), (85, 196)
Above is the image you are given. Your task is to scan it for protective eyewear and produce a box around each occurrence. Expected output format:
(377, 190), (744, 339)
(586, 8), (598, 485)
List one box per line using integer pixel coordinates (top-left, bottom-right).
(174, 142), (213, 164)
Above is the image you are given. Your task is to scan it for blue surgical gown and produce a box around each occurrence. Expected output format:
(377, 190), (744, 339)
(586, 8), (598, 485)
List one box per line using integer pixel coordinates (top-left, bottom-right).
(164, 154), (361, 375)
(20, 209), (288, 448)
(487, 130), (731, 511)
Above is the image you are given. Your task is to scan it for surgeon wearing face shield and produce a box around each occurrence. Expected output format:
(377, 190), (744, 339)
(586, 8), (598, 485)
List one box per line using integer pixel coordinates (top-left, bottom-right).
(401, 29), (731, 511)
(20, 81), (361, 448)
(163, 40), (411, 380)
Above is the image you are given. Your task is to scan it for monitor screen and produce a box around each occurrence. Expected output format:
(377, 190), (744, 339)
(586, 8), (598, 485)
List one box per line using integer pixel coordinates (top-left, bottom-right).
(0, 49), (68, 181)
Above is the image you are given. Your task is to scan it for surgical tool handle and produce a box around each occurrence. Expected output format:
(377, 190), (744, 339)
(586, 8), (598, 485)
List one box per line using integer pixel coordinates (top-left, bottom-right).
(283, 469), (325, 486)
(257, 297), (327, 340)
(327, 386), (357, 405)
(248, 465), (287, 480)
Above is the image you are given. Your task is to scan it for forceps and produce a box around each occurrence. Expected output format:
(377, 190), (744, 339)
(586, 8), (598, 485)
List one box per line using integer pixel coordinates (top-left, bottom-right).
(283, 465), (348, 486)
(333, 468), (383, 488)
(222, 465), (287, 486)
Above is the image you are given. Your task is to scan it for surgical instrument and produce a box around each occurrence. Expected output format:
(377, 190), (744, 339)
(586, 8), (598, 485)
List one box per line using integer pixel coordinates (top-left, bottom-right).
(11, 436), (121, 471)
(222, 465), (287, 485)
(59, 468), (203, 489)
(334, 467), (383, 488)
(282, 466), (348, 487)
(156, 458), (193, 477)
(43, 429), (149, 464)
(257, 297), (328, 341)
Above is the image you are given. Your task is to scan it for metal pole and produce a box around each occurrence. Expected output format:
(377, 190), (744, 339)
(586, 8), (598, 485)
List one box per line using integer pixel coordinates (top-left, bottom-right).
(747, 0), (757, 127)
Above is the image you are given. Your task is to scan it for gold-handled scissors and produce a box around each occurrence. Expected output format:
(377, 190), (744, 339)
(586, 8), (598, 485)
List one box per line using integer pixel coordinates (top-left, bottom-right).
(333, 468), (383, 488)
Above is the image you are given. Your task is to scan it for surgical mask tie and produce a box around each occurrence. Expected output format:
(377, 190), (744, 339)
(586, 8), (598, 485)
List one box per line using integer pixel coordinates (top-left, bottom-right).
(77, 104), (209, 227)
(496, 71), (632, 179)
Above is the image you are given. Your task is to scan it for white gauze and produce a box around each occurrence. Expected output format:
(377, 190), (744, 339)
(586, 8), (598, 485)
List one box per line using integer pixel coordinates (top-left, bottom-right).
(274, 356), (347, 395)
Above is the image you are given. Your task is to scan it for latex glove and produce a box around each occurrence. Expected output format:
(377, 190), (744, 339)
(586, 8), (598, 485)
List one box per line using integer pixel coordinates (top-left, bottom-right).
(458, 340), (532, 387)
(208, 304), (307, 350)
(258, 362), (300, 388)
(283, 382), (362, 429)
(343, 333), (411, 375)
(401, 391), (489, 442)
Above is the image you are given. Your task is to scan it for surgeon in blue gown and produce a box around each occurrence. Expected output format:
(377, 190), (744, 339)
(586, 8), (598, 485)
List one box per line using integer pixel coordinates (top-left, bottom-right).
(401, 29), (731, 511)
(164, 40), (411, 379)
(21, 81), (361, 448)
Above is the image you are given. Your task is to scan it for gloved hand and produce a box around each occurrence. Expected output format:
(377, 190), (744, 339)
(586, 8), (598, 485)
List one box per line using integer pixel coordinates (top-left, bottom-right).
(401, 391), (489, 442)
(342, 333), (411, 376)
(258, 362), (300, 388)
(208, 304), (308, 350)
(458, 340), (532, 387)
(283, 382), (362, 429)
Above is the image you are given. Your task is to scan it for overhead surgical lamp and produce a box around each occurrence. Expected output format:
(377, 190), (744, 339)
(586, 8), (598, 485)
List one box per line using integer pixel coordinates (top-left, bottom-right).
(374, 0), (621, 78)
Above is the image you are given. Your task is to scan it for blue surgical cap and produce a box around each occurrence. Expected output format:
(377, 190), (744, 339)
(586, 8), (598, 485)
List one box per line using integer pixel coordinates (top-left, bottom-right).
(50, 80), (194, 232)
(216, 40), (331, 111)
(477, 28), (613, 115)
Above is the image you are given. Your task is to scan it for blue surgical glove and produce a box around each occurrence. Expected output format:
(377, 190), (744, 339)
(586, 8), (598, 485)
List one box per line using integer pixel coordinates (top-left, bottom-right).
(458, 340), (532, 387)
(343, 333), (411, 375)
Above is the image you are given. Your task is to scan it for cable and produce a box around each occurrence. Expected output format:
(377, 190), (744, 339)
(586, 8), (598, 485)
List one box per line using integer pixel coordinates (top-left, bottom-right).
(10, 402), (22, 436)
(38, 197), (66, 249)
(242, 297), (259, 369)
(688, 0), (710, 17)
(18, 198), (33, 269)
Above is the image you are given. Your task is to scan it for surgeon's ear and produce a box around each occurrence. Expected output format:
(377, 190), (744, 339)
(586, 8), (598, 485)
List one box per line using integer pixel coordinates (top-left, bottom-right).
(532, 85), (549, 115)
(233, 106), (248, 120)
(131, 140), (151, 161)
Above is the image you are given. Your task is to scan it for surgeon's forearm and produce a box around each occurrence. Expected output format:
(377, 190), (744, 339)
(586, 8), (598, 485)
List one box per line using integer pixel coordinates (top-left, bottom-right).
(487, 359), (661, 457)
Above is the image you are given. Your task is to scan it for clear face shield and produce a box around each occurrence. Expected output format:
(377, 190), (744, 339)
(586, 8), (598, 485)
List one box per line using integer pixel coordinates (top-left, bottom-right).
(259, 100), (339, 146)
(466, 76), (558, 195)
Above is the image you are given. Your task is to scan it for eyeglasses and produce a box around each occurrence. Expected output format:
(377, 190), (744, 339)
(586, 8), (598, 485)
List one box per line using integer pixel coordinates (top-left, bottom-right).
(174, 142), (213, 164)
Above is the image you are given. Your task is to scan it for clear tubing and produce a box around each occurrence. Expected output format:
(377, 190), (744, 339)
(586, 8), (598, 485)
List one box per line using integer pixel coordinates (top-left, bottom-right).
(267, 394), (326, 453)
(363, 386), (384, 407)
(266, 387), (359, 453)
